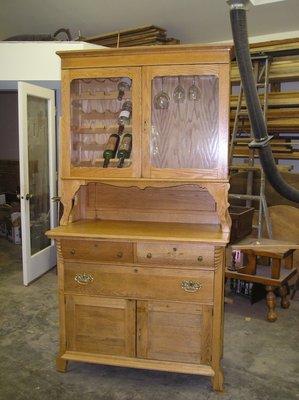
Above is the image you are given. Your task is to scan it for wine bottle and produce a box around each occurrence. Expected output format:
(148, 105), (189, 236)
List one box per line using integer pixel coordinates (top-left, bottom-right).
(117, 77), (131, 101)
(102, 133), (120, 168)
(117, 133), (132, 168)
(118, 101), (132, 126)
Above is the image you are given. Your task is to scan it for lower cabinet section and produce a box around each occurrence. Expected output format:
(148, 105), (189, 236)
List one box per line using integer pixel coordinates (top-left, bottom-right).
(65, 295), (136, 357)
(137, 300), (212, 365)
(65, 295), (212, 366)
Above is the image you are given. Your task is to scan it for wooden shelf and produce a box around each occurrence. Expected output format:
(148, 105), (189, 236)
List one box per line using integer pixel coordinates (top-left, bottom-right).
(72, 158), (132, 168)
(80, 110), (119, 120)
(46, 219), (228, 244)
(72, 125), (132, 134)
(73, 90), (131, 100)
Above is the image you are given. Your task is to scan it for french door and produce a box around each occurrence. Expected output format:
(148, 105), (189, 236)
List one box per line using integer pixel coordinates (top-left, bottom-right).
(18, 82), (57, 285)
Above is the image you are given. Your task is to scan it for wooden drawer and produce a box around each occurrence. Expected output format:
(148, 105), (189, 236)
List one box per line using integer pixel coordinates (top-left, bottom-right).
(60, 239), (133, 263)
(64, 262), (214, 303)
(137, 242), (214, 267)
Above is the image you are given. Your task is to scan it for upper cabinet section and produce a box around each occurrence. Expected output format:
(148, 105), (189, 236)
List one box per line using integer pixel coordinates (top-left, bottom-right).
(61, 67), (142, 179)
(58, 45), (231, 181)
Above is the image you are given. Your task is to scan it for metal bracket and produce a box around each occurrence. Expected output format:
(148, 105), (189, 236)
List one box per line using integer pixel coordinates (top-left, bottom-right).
(248, 135), (273, 149)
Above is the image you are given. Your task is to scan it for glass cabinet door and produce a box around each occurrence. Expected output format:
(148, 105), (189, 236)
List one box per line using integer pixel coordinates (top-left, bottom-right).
(62, 67), (141, 178)
(142, 65), (229, 180)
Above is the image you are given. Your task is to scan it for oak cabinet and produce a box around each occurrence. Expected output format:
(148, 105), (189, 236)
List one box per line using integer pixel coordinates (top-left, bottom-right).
(47, 44), (231, 391)
(65, 295), (136, 357)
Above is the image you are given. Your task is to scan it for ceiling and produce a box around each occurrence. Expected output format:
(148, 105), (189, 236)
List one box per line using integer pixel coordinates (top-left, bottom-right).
(0, 0), (298, 44)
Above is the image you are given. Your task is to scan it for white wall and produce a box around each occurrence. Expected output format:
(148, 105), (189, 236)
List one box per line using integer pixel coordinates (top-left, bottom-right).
(0, 41), (103, 81)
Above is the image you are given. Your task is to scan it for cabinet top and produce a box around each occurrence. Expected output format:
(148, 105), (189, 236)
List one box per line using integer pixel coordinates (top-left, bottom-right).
(57, 43), (233, 69)
(46, 219), (229, 244)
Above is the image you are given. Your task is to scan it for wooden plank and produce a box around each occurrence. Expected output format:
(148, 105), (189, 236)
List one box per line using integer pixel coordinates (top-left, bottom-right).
(61, 350), (215, 376)
(46, 219), (228, 244)
(231, 56), (299, 82)
(230, 91), (299, 108)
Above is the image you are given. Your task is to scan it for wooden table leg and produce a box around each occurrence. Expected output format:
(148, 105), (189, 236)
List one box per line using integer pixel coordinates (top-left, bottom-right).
(266, 285), (277, 322)
(279, 284), (290, 309)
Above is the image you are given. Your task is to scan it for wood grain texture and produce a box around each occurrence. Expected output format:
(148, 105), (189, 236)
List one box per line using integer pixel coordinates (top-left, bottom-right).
(136, 242), (214, 266)
(151, 75), (219, 170)
(61, 350), (215, 376)
(64, 262), (214, 303)
(65, 295), (136, 357)
(83, 182), (218, 225)
(60, 238), (134, 263)
(46, 219), (228, 244)
(137, 300), (206, 364)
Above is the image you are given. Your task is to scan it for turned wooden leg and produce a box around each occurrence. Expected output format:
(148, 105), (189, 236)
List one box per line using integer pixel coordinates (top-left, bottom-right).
(211, 368), (224, 392)
(266, 286), (277, 322)
(279, 285), (290, 309)
(56, 356), (68, 373)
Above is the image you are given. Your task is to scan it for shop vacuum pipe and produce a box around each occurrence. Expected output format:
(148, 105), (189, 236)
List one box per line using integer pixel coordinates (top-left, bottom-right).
(227, 0), (299, 203)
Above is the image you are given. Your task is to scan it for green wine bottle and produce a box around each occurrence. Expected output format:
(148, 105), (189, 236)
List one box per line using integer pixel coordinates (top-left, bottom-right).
(102, 133), (120, 168)
(117, 133), (132, 168)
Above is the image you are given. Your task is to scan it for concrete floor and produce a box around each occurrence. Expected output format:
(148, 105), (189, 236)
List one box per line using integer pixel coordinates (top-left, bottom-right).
(0, 237), (298, 400)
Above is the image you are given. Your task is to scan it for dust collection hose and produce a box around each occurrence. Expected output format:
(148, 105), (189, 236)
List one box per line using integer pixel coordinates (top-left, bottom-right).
(227, 0), (299, 203)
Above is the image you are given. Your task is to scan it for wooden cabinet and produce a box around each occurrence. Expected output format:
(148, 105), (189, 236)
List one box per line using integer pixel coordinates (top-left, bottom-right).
(46, 44), (231, 391)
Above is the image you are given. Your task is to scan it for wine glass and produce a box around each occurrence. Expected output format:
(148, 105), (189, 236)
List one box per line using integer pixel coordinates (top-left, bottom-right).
(154, 77), (170, 110)
(188, 77), (200, 101)
(173, 76), (185, 103)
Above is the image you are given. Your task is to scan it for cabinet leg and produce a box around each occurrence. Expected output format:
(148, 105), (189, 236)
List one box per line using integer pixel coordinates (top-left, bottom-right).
(211, 368), (224, 392)
(279, 285), (290, 309)
(266, 286), (277, 322)
(56, 356), (68, 373)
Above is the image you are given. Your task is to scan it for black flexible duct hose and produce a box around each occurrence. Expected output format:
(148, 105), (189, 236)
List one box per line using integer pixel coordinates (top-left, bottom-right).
(228, 1), (299, 203)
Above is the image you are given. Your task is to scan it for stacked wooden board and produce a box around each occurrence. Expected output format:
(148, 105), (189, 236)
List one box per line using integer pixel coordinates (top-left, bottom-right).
(230, 38), (299, 160)
(84, 25), (180, 47)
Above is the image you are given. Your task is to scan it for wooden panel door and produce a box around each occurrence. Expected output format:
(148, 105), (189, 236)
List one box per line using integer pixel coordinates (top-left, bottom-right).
(137, 300), (212, 365)
(142, 64), (230, 180)
(61, 66), (142, 179)
(65, 295), (136, 357)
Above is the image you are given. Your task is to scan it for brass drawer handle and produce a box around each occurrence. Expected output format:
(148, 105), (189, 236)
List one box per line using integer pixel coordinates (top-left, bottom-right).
(117, 251), (123, 258)
(70, 249), (76, 256)
(181, 280), (202, 293)
(146, 253), (152, 259)
(197, 256), (203, 262)
(75, 273), (94, 285)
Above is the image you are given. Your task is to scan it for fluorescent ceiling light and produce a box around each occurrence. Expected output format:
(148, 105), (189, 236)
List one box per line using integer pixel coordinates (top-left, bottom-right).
(250, 0), (287, 5)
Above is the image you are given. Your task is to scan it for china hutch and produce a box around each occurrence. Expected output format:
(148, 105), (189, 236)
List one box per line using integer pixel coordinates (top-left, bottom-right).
(46, 44), (232, 391)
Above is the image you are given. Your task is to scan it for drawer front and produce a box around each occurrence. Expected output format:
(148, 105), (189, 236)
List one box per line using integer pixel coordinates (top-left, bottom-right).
(60, 239), (133, 263)
(64, 262), (214, 303)
(137, 242), (214, 267)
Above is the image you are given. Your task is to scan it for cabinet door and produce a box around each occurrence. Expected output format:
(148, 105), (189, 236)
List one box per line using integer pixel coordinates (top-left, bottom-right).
(65, 295), (136, 357)
(61, 67), (142, 179)
(137, 300), (212, 365)
(142, 64), (230, 180)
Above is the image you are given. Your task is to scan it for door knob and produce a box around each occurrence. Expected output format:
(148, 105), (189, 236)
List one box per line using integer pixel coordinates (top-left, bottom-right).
(25, 194), (33, 200)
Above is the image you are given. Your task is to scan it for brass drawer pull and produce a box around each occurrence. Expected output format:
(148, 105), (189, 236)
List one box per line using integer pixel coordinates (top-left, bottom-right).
(70, 249), (76, 256)
(75, 273), (94, 285)
(117, 251), (123, 258)
(181, 280), (202, 293)
(146, 253), (152, 259)
(197, 256), (203, 262)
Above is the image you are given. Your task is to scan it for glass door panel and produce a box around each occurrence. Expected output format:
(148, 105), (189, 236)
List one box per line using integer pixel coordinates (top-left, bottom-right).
(151, 75), (219, 170)
(27, 95), (51, 254)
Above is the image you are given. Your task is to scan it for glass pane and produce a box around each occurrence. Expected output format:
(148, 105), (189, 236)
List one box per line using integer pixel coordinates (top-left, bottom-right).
(151, 75), (219, 169)
(27, 95), (51, 255)
(70, 77), (133, 169)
